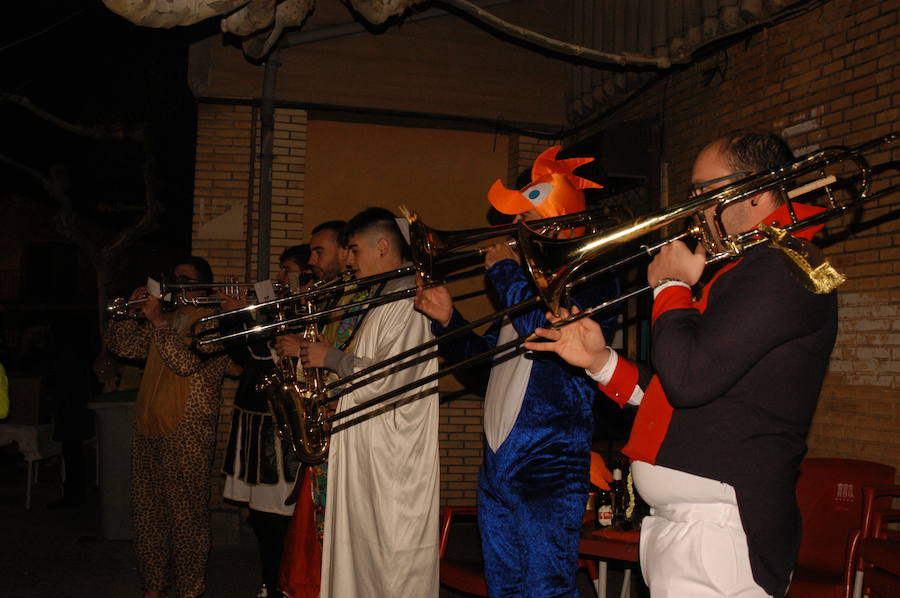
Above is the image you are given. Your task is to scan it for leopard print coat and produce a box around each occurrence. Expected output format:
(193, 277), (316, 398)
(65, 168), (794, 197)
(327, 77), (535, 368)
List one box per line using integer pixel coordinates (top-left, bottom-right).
(105, 316), (231, 598)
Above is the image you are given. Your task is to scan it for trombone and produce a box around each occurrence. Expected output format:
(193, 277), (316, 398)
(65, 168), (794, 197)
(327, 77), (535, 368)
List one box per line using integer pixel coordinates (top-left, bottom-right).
(193, 207), (622, 346)
(289, 132), (898, 439)
(519, 132), (897, 315)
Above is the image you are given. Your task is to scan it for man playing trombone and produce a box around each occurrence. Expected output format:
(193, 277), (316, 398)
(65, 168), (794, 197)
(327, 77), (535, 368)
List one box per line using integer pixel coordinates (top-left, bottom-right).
(526, 132), (839, 598)
(294, 207), (440, 598)
(221, 244), (311, 598)
(274, 220), (360, 598)
(415, 147), (620, 598)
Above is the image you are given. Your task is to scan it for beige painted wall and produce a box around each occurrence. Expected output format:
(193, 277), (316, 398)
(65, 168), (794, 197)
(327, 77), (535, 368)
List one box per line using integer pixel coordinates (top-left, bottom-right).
(305, 120), (509, 336)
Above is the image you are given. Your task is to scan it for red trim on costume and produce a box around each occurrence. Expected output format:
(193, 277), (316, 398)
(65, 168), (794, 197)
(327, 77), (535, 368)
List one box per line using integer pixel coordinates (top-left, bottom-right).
(598, 357), (640, 407)
(650, 285), (692, 325)
(622, 377), (671, 464)
(621, 255), (742, 464)
(693, 260), (740, 313)
(763, 203), (826, 240)
(279, 469), (322, 598)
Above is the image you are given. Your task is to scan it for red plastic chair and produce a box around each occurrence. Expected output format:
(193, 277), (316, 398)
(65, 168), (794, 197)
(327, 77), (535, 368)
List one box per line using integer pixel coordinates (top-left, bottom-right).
(788, 458), (895, 598)
(843, 484), (900, 598)
(440, 507), (489, 596)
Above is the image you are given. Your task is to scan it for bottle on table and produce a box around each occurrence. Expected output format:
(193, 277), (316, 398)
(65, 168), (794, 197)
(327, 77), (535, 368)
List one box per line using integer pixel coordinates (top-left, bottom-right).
(611, 466), (626, 524)
(596, 489), (613, 528)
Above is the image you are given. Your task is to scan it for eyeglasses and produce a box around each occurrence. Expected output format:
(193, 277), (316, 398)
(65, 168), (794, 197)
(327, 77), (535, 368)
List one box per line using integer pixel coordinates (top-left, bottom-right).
(689, 171), (751, 197)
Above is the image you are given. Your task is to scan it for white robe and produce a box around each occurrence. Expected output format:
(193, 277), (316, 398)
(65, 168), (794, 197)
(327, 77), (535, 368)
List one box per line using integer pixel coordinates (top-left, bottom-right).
(320, 288), (440, 598)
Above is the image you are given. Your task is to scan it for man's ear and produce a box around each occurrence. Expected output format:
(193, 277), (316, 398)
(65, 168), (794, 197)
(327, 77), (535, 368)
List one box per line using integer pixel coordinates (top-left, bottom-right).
(758, 190), (779, 211)
(376, 236), (390, 257)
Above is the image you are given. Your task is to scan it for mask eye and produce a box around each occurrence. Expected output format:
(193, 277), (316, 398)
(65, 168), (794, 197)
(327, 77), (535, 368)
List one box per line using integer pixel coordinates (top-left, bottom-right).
(520, 182), (553, 207)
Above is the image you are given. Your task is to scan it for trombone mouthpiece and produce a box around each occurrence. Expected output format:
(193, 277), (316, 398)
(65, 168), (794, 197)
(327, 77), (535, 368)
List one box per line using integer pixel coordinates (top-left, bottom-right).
(399, 205), (415, 222)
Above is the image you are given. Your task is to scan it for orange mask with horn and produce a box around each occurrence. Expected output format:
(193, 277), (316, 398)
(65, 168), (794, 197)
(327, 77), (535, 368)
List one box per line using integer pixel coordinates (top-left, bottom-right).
(487, 145), (602, 219)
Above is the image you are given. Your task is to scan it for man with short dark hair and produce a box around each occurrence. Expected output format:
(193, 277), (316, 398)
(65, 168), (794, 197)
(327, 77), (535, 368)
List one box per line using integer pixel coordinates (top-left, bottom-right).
(307, 220), (347, 282)
(276, 222), (354, 598)
(277, 244), (314, 289)
(222, 245), (310, 598)
(527, 132), (838, 598)
(297, 207), (439, 598)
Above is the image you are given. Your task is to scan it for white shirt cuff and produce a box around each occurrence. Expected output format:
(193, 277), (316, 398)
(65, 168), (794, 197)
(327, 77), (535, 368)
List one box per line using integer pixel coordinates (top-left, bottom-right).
(585, 348), (617, 386)
(652, 280), (691, 299)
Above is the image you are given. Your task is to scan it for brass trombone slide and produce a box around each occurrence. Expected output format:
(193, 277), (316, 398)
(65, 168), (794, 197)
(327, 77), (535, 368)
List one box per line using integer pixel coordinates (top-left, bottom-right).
(193, 208), (618, 345)
(528, 181), (900, 339)
(193, 266), (486, 346)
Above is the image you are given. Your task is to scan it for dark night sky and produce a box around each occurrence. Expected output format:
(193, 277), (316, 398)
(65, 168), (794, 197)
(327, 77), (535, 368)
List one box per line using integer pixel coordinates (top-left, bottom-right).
(1, 0), (218, 290)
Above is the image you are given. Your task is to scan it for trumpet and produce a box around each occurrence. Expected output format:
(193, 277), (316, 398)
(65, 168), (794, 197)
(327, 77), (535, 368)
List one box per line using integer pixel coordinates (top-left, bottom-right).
(106, 296), (151, 320)
(161, 279), (285, 293)
(105, 294), (243, 320)
(107, 278), (277, 321)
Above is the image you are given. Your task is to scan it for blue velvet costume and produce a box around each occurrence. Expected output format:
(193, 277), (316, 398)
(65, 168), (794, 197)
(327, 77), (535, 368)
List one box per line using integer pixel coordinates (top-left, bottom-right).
(434, 259), (619, 597)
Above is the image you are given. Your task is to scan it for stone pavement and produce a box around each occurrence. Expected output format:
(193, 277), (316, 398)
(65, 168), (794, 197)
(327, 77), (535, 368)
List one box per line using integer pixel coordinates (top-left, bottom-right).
(0, 443), (617, 597)
(0, 443), (262, 598)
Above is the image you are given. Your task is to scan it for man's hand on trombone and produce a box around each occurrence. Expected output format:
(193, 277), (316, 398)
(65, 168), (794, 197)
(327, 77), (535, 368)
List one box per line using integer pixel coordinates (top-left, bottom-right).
(414, 273), (453, 327)
(297, 340), (330, 369)
(216, 292), (248, 312)
(647, 240), (706, 288)
(524, 306), (612, 375)
(274, 334), (302, 358)
(484, 240), (519, 268)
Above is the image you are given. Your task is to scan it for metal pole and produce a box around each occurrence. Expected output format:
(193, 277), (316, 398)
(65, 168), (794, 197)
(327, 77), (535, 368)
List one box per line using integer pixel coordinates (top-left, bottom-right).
(256, 50), (280, 282)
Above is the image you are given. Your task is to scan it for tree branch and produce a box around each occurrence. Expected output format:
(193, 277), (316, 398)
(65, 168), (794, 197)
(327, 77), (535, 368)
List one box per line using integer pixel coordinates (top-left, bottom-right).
(0, 152), (49, 188)
(436, 0), (678, 69)
(0, 152), (99, 259)
(0, 93), (143, 141)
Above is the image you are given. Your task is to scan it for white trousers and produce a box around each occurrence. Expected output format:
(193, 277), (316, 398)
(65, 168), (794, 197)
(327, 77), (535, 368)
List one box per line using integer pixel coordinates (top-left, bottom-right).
(633, 462), (773, 598)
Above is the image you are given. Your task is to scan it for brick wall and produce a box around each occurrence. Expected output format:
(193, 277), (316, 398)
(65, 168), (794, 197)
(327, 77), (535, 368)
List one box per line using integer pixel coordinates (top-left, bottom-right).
(438, 396), (484, 507)
(192, 103), (308, 512)
(509, 135), (560, 187)
(570, 0), (898, 477)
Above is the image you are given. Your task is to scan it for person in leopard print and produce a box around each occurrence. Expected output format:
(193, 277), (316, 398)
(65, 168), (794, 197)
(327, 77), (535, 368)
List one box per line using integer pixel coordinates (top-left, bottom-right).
(105, 256), (232, 598)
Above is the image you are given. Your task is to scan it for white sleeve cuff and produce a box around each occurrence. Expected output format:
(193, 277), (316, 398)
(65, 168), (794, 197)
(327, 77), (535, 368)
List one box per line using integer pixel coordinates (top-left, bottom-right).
(585, 348), (617, 386)
(652, 280), (691, 299)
